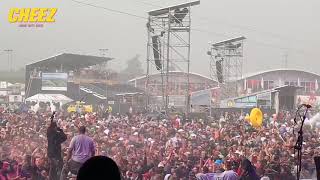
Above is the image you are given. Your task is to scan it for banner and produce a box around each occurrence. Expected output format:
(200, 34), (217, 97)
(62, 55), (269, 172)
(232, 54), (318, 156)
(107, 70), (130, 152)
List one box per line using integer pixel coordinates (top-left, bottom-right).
(190, 87), (220, 106)
(9, 95), (23, 103)
(0, 82), (7, 89)
(297, 95), (320, 108)
(41, 73), (68, 91)
(0, 91), (8, 96)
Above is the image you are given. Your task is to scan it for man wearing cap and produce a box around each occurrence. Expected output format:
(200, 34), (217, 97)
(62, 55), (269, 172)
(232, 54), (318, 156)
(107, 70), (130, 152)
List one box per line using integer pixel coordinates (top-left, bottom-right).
(60, 126), (95, 180)
(214, 159), (225, 173)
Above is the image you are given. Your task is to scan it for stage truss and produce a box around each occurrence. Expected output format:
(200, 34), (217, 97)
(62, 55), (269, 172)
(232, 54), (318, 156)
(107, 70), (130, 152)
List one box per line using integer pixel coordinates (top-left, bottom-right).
(208, 36), (246, 99)
(146, 1), (200, 115)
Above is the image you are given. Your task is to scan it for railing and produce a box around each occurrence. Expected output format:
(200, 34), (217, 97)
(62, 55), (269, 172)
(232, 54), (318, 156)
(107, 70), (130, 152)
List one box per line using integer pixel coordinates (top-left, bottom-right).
(81, 84), (106, 97)
(69, 77), (116, 85)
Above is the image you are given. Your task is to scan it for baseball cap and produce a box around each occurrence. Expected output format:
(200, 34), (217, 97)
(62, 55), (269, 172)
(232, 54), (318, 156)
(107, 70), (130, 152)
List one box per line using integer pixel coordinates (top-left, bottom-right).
(215, 159), (223, 165)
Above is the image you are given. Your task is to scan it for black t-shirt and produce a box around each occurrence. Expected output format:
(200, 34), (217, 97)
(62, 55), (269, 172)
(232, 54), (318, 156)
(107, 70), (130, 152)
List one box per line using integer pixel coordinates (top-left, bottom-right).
(0, 170), (9, 180)
(47, 127), (67, 159)
(30, 165), (47, 180)
(21, 164), (32, 179)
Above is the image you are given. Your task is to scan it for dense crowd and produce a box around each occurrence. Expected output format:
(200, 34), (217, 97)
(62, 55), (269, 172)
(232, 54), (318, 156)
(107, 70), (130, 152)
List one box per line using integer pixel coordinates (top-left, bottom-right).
(0, 107), (319, 180)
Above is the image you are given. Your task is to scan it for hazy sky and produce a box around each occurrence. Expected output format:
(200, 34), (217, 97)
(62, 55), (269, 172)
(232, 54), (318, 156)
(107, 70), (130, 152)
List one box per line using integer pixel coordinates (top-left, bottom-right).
(1, 0), (319, 77)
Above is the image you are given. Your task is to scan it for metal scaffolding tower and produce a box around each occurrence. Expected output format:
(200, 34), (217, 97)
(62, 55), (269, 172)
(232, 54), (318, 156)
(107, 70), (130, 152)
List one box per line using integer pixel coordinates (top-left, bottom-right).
(146, 1), (200, 115)
(207, 36), (246, 99)
(4, 49), (13, 72)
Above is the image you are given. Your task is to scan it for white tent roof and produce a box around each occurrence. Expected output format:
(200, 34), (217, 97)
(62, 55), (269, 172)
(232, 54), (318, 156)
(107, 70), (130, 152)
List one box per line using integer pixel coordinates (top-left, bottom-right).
(25, 94), (73, 104)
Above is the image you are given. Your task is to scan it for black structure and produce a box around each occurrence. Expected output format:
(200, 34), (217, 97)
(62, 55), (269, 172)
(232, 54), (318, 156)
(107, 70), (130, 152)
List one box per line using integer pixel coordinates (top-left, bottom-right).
(151, 36), (162, 70)
(314, 156), (320, 180)
(25, 53), (146, 113)
(216, 60), (223, 83)
(293, 104), (311, 180)
(25, 53), (113, 99)
(26, 53), (112, 72)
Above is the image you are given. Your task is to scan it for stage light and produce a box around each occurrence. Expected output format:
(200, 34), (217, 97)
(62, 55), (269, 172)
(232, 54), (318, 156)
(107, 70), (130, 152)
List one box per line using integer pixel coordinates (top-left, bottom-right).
(216, 60), (223, 83)
(160, 31), (165, 37)
(151, 36), (162, 70)
(146, 22), (154, 33)
(172, 8), (189, 24)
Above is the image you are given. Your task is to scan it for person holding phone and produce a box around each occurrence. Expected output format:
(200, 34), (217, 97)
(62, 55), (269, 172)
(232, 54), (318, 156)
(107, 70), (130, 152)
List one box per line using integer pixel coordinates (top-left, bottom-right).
(47, 112), (67, 180)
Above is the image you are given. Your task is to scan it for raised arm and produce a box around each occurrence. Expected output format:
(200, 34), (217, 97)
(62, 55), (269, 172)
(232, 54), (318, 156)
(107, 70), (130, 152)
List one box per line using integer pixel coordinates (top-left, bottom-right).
(91, 140), (96, 157)
(31, 147), (40, 166)
(57, 128), (67, 144)
(66, 137), (75, 162)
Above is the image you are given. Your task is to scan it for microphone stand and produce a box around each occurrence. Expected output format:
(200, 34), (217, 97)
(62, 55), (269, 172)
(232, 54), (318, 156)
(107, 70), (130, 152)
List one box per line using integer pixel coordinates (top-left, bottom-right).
(294, 105), (310, 180)
(50, 111), (56, 124)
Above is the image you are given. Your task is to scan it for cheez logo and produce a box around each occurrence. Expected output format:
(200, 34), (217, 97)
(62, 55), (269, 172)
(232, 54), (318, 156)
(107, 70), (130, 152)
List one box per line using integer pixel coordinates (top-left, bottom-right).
(8, 8), (57, 23)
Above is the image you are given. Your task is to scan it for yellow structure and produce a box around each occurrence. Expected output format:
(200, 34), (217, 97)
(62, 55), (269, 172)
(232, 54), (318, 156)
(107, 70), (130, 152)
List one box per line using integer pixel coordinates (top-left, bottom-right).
(249, 108), (263, 128)
(67, 101), (93, 113)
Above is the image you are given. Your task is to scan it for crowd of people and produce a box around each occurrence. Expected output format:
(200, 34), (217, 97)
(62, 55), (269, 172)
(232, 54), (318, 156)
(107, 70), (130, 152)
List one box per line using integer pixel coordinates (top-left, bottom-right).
(0, 106), (319, 179)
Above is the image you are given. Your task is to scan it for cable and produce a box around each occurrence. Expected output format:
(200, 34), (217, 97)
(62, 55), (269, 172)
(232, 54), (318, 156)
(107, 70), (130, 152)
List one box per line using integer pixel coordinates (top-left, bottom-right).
(192, 28), (314, 55)
(133, 0), (316, 47)
(70, 0), (146, 19)
(195, 16), (315, 45)
(69, 0), (315, 56)
(247, 39), (313, 55)
(192, 28), (233, 39)
(133, 0), (162, 8)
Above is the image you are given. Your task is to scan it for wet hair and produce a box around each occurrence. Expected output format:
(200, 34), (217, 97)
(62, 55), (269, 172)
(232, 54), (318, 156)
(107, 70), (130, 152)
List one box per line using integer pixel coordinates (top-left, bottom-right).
(24, 155), (32, 164)
(241, 159), (255, 173)
(224, 160), (233, 170)
(202, 166), (209, 174)
(77, 156), (121, 180)
(79, 126), (86, 134)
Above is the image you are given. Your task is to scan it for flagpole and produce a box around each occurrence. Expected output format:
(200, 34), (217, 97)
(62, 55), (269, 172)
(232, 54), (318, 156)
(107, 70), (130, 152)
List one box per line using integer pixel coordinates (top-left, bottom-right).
(209, 89), (212, 117)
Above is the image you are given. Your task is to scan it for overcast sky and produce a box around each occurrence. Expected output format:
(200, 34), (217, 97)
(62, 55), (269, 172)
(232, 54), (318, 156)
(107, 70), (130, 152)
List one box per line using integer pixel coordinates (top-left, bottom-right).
(0, 0), (319, 77)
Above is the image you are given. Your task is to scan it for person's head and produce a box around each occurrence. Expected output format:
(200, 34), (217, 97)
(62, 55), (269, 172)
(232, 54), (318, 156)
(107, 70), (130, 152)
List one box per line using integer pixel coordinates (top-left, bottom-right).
(23, 155), (32, 165)
(79, 126), (86, 134)
(2, 161), (10, 172)
(224, 160), (233, 170)
(35, 157), (44, 167)
(77, 156), (121, 180)
(200, 151), (206, 158)
(11, 161), (19, 171)
(241, 159), (255, 173)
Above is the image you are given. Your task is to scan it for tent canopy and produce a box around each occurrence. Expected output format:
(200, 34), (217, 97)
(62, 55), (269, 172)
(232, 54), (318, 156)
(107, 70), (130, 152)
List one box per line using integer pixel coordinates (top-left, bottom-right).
(25, 94), (73, 104)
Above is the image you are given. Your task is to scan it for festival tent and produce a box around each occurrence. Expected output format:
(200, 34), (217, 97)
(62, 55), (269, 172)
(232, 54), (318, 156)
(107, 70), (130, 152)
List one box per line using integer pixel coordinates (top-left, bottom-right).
(25, 93), (73, 105)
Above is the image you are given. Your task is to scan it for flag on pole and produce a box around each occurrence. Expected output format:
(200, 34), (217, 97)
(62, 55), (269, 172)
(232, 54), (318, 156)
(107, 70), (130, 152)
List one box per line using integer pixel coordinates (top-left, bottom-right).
(244, 79), (247, 90)
(278, 78), (282, 87)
